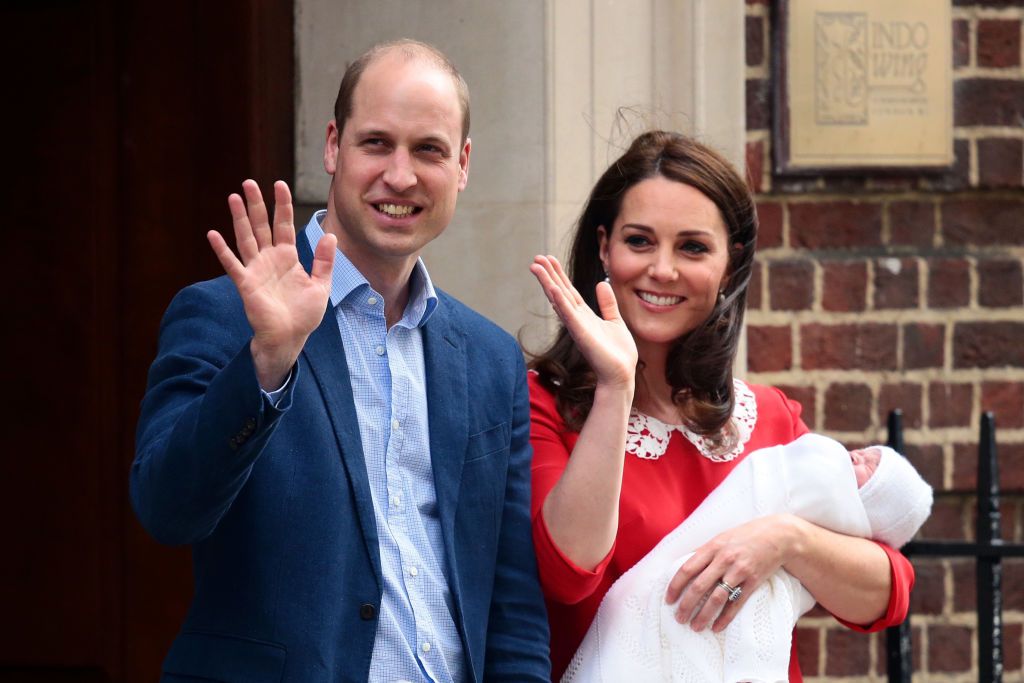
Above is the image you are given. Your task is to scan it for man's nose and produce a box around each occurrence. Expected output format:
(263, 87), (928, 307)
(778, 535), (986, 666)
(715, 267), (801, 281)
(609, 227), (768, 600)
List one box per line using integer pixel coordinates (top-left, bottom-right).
(382, 148), (417, 193)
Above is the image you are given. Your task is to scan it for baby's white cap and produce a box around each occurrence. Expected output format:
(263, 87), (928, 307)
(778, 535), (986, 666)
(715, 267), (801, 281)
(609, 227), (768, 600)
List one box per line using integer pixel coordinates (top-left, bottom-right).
(858, 446), (934, 548)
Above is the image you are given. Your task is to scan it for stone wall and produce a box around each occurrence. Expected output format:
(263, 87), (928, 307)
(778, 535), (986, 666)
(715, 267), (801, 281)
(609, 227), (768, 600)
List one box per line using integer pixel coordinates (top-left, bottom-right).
(744, 0), (1024, 680)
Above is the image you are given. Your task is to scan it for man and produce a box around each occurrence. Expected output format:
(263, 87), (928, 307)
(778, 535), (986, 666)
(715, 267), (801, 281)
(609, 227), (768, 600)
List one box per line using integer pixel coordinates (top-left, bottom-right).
(131, 40), (550, 682)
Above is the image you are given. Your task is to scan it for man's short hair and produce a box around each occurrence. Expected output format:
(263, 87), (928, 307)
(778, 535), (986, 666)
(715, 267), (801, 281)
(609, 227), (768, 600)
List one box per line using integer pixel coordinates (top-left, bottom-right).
(333, 39), (471, 144)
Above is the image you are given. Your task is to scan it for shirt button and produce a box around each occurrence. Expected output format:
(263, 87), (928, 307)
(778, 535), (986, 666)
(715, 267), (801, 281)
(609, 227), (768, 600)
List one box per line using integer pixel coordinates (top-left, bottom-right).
(390, 494), (401, 508)
(408, 566), (418, 577)
(392, 419), (400, 430)
(367, 296), (377, 306)
(375, 345), (385, 356)
(422, 642), (431, 653)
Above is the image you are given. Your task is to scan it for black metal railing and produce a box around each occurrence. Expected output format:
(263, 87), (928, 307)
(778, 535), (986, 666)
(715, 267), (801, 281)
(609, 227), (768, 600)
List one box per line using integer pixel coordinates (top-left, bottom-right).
(886, 410), (1024, 683)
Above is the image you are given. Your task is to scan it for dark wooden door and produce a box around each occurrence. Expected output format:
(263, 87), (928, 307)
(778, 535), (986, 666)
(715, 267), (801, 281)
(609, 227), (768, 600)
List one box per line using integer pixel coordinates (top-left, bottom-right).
(0, 1), (293, 680)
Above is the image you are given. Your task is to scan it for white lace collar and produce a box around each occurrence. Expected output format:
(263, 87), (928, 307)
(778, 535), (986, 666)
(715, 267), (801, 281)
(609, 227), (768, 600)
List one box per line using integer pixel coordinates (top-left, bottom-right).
(625, 379), (757, 462)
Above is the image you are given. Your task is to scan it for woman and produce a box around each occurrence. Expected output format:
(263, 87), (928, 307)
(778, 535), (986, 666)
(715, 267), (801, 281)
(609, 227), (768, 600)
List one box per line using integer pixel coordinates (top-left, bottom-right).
(528, 131), (913, 681)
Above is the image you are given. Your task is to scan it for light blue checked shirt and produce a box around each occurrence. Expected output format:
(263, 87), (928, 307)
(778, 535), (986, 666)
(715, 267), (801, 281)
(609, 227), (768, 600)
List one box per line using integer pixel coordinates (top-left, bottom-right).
(304, 211), (464, 682)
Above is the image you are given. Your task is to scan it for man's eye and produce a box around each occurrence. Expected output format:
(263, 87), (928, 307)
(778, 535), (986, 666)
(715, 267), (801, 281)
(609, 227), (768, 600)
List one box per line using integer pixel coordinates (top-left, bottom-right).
(419, 144), (444, 155)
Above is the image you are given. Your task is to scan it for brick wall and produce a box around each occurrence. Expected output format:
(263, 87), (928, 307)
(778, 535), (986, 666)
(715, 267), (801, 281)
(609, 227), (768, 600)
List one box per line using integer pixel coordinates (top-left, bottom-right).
(744, 1), (1024, 680)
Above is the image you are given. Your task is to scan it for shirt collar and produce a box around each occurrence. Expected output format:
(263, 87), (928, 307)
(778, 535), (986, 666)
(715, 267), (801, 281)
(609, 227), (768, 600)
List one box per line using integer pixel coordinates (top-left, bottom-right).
(304, 211), (438, 328)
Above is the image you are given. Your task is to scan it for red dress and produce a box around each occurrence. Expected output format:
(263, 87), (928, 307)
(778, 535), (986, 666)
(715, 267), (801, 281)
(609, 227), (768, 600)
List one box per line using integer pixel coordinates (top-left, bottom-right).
(529, 373), (914, 681)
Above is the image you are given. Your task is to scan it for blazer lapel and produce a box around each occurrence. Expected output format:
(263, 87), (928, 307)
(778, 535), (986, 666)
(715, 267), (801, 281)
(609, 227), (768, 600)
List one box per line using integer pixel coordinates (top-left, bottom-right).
(422, 302), (470, 627)
(297, 230), (382, 582)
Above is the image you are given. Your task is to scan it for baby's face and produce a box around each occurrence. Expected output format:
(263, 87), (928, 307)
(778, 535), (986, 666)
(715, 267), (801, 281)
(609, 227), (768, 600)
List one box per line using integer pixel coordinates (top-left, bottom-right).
(850, 447), (882, 487)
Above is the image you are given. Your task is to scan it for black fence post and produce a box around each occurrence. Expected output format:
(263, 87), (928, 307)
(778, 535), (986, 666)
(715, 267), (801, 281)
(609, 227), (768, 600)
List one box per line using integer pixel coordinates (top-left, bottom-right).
(977, 412), (1003, 683)
(886, 409), (912, 683)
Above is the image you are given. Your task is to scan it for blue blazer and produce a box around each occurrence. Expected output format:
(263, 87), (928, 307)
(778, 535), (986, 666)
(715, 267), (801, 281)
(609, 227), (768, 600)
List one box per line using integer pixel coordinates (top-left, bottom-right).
(131, 230), (550, 682)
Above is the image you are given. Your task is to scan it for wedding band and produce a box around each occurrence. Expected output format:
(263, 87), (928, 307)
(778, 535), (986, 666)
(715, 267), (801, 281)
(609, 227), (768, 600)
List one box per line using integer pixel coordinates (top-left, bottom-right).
(716, 580), (743, 602)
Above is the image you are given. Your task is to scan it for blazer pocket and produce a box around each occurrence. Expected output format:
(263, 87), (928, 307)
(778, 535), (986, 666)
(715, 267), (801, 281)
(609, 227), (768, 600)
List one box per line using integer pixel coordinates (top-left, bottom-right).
(464, 422), (509, 463)
(163, 630), (287, 683)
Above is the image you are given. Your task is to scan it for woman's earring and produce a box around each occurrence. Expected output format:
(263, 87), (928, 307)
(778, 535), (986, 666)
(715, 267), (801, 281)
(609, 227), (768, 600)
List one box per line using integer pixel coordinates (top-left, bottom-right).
(604, 271), (611, 284)
(718, 290), (725, 304)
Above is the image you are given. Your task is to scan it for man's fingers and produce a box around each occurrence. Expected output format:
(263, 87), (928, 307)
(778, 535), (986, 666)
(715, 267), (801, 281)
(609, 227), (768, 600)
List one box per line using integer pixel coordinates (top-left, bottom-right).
(311, 233), (337, 286)
(207, 230), (246, 285)
(242, 179), (273, 250)
(228, 193), (259, 263)
(272, 180), (296, 247)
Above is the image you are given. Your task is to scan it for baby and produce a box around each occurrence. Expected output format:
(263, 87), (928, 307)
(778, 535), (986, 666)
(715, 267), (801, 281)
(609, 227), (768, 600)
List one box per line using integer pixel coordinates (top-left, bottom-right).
(562, 433), (933, 683)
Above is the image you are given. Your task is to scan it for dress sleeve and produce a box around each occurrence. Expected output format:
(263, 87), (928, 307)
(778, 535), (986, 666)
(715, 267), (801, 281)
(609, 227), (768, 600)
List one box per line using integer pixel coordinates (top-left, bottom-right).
(529, 374), (616, 604)
(833, 542), (915, 632)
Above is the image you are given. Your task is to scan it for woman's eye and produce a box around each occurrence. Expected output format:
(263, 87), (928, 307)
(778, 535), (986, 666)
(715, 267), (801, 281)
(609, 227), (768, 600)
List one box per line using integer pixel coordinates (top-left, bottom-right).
(682, 240), (709, 254)
(624, 235), (650, 247)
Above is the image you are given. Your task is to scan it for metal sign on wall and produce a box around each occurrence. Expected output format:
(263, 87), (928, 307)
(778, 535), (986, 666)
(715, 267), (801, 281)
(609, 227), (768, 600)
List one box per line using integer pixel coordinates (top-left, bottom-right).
(775, 0), (953, 172)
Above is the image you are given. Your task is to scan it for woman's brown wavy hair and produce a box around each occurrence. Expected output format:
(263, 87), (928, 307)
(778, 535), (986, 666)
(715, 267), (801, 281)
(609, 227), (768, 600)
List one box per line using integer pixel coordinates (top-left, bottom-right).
(529, 131), (757, 448)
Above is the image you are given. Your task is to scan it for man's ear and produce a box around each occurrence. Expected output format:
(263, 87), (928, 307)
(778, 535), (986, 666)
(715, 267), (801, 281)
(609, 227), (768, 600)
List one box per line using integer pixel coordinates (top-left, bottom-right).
(323, 120), (341, 175)
(457, 137), (471, 191)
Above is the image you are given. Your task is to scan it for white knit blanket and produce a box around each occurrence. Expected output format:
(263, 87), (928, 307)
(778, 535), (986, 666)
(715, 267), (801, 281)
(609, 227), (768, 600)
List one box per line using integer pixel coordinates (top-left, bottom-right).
(562, 434), (876, 683)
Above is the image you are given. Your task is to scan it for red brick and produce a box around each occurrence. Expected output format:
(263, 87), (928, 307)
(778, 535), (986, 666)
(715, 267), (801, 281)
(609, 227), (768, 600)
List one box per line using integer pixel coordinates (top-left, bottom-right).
(928, 258), (971, 308)
(978, 257), (1024, 307)
(981, 381), (1024, 428)
(794, 626), (820, 676)
(745, 139), (764, 193)
(789, 201), (883, 250)
(1006, 622), (1023, 672)
(747, 325), (792, 372)
(977, 19), (1022, 68)
(929, 382), (973, 428)
(920, 498), (966, 540)
(746, 78), (770, 130)
(903, 443), (945, 491)
(801, 323), (898, 370)
(955, 79), (1024, 126)
(824, 629), (871, 676)
(903, 323), (945, 369)
(746, 15), (765, 67)
(978, 138), (1023, 188)
(748, 260), (763, 309)
(776, 384), (816, 430)
(1002, 443), (1024, 491)
(768, 259), (814, 310)
(909, 559), (945, 615)
(756, 201), (783, 248)
(875, 257), (920, 309)
(952, 442), (981, 491)
(928, 624), (973, 671)
(953, 19), (970, 67)
(1005, 558), (1024, 611)
(943, 198), (1024, 246)
(824, 383), (873, 431)
(889, 201), (936, 247)
(951, 558), (975, 611)
(953, 442), (1024, 491)
(822, 260), (867, 312)
(879, 382), (923, 429)
(953, 321), (1024, 368)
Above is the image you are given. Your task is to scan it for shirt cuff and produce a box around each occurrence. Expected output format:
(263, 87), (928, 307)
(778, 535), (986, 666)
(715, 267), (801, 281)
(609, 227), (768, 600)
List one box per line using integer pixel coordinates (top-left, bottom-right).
(261, 369), (294, 407)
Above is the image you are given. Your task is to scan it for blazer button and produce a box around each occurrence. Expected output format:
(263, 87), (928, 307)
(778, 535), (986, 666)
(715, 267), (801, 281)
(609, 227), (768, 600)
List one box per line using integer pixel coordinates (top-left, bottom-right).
(359, 603), (377, 620)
